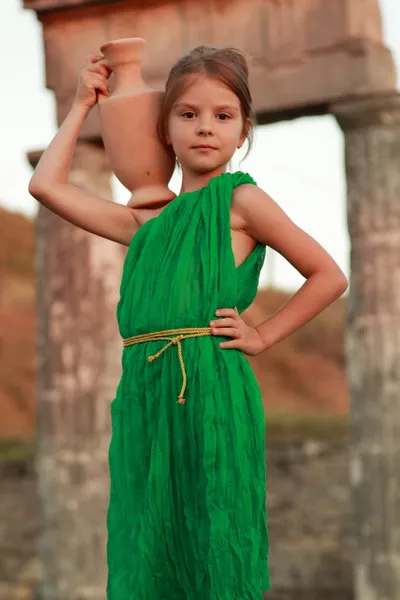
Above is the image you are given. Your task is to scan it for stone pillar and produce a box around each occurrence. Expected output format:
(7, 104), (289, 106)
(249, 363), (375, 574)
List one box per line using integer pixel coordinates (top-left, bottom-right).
(333, 93), (400, 600)
(27, 141), (124, 600)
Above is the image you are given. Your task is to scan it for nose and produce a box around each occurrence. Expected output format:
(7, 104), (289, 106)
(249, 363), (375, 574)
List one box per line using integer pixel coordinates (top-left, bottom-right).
(197, 118), (213, 136)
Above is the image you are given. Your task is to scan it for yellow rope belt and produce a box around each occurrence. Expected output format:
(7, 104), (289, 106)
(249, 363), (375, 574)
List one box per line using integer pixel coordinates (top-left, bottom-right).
(122, 327), (213, 405)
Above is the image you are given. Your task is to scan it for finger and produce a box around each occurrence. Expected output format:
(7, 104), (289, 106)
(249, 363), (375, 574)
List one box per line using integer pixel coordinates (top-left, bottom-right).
(214, 308), (236, 318)
(96, 80), (110, 96)
(95, 58), (113, 74)
(87, 73), (110, 96)
(89, 54), (105, 63)
(211, 317), (238, 327)
(97, 84), (110, 97)
(219, 339), (239, 348)
(87, 55), (100, 66)
(87, 62), (110, 77)
(212, 327), (239, 337)
(84, 72), (104, 86)
(87, 55), (111, 75)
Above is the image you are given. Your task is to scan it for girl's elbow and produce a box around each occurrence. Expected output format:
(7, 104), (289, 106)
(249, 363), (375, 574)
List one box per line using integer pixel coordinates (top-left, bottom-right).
(315, 268), (348, 297)
(28, 178), (48, 201)
(334, 272), (348, 296)
(28, 178), (40, 197)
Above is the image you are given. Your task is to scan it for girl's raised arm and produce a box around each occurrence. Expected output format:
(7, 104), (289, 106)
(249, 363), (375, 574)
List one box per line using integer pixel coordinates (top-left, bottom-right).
(28, 55), (138, 246)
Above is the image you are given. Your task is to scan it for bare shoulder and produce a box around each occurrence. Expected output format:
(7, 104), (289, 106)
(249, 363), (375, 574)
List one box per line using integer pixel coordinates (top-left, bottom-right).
(231, 184), (276, 233)
(232, 183), (348, 283)
(232, 182), (305, 251)
(232, 183), (273, 206)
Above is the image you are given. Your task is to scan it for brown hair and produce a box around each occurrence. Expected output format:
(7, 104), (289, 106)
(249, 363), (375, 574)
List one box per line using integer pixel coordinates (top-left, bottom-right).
(157, 45), (255, 161)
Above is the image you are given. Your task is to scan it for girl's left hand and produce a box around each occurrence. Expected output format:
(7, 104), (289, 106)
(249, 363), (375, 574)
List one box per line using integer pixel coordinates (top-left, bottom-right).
(209, 307), (267, 356)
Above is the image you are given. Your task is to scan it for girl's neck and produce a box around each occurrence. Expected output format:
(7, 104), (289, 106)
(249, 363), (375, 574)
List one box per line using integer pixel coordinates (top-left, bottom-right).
(179, 166), (228, 195)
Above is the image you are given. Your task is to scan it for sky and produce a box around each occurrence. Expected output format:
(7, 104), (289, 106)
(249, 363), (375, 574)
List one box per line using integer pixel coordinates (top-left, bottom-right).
(1, 1), (399, 291)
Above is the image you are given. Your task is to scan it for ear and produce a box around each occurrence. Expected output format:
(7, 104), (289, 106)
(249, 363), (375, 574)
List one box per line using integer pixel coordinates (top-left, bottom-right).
(237, 131), (247, 149)
(237, 121), (249, 149)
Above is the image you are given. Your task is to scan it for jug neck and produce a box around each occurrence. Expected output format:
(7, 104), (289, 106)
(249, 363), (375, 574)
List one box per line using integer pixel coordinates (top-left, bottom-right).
(101, 38), (147, 94)
(111, 61), (147, 94)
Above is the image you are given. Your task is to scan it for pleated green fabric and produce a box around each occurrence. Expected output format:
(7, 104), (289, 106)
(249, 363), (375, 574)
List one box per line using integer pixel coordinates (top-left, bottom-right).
(107, 171), (270, 599)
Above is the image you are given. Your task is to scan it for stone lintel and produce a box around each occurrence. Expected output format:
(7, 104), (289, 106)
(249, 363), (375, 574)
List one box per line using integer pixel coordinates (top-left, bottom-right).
(53, 44), (397, 138)
(23, 0), (142, 13)
(25, 0), (397, 136)
(332, 92), (400, 130)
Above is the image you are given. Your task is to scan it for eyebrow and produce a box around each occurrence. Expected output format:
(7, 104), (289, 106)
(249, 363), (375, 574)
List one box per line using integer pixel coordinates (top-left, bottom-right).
(174, 103), (239, 113)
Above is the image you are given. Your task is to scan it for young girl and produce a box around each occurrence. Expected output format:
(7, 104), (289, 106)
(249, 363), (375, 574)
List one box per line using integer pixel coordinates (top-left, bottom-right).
(29, 45), (348, 599)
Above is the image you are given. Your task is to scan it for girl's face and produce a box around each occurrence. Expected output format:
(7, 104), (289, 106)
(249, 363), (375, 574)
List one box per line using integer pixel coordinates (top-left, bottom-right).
(166, 74), (247, 174)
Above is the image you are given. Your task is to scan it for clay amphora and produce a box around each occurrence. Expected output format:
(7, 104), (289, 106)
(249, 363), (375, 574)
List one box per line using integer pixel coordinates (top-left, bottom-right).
(97, 37), (176, 208)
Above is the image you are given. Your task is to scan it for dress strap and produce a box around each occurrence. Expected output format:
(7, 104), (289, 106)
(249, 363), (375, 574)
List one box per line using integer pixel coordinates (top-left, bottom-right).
(231, 171), (258, 187)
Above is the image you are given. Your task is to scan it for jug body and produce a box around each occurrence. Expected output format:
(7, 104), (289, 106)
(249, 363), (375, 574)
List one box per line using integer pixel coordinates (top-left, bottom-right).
(98, 37), (176, 207)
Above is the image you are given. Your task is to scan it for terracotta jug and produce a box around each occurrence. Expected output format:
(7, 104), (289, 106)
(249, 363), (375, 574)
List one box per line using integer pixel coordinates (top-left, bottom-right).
(97, 37), (176, 208)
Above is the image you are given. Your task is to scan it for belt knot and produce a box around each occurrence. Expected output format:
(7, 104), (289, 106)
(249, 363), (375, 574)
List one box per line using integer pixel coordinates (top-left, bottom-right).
(122, 327), (213, 405)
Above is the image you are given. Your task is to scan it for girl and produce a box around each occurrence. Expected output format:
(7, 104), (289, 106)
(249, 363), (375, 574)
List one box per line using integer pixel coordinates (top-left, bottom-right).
(29, 45), (348, 599)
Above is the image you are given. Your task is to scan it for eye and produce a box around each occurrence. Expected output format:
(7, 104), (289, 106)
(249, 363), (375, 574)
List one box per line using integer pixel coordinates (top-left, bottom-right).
(217, 113), (231, 120)
(182, 111), (195, 119)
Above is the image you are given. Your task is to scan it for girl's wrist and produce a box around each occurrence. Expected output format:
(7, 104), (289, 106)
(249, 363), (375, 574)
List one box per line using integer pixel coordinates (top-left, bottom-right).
(70, 100), (92, 119)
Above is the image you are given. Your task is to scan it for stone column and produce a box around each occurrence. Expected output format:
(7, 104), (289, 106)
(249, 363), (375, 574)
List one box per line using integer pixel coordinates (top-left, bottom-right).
(333, 93), (400, 600)
(27, 141), (124, 600)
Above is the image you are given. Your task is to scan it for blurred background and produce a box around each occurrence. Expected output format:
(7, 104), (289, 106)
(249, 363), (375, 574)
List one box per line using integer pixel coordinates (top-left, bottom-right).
(2, 0), (399, 439)
(0, 1), (399, 599)
(1, 0), (400, 287)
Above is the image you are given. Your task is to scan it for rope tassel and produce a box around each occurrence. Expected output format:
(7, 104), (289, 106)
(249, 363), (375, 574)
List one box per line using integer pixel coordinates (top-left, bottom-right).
(123, 327), (213, 405)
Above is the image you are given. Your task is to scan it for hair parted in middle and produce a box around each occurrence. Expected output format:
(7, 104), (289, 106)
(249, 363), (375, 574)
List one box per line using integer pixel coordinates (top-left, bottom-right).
(157, 45), (255, 162)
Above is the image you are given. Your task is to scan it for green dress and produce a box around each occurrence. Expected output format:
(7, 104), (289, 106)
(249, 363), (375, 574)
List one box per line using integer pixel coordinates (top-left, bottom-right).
(107, 170), (270, 599)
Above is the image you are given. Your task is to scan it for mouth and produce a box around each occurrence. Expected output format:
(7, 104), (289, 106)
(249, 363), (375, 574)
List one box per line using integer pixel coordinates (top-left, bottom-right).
(192, 145), (217, 151)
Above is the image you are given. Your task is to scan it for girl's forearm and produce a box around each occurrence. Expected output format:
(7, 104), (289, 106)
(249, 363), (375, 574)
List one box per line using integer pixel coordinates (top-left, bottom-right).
(255, 271), (348, 349)
(29, 102), (91, 192)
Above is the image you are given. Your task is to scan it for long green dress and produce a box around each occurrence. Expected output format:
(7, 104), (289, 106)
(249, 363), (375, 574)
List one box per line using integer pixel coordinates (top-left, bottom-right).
(107, 170), (270, 599)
